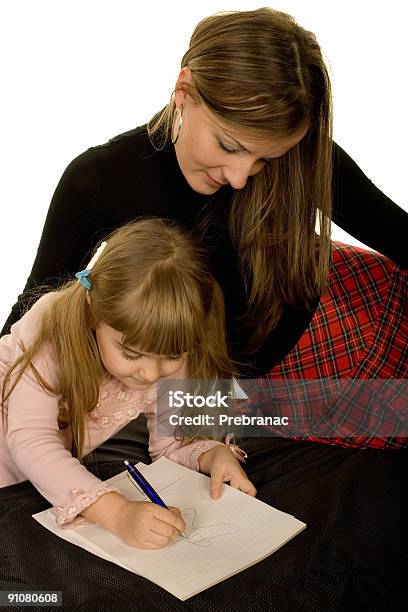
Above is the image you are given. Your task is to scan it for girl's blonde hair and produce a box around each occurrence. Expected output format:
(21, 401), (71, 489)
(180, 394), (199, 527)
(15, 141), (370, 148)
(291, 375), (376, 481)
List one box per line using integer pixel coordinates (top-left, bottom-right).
(1, 218), (236, 462)
(148, 7), (333, 353)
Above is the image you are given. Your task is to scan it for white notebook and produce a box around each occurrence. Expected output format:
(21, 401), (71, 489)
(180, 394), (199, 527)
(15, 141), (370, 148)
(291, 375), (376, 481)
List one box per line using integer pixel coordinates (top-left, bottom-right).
(32, 457), (306, 601)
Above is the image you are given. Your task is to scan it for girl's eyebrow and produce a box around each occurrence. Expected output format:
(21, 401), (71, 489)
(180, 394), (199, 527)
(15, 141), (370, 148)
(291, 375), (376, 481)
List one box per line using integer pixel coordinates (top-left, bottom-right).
(117, 340), (185, 359)
(116, 340), (143, 355)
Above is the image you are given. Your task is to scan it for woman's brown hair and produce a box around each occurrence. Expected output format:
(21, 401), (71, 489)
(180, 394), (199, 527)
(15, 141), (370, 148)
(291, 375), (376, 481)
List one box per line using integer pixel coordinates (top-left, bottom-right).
(1, 218), (236, 462)
(148, 7), (333, 353)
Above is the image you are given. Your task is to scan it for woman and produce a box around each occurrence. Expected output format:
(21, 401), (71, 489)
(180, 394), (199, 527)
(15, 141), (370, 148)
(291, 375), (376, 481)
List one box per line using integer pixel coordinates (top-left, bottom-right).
(2, 8), (407, 447)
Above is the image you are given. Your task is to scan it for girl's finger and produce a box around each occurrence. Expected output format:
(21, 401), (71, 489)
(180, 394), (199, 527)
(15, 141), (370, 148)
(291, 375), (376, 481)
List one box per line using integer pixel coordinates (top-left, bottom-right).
(245, 482), (257, 497)
(230, 476), (257, 497)
(210, 469), (225, 499)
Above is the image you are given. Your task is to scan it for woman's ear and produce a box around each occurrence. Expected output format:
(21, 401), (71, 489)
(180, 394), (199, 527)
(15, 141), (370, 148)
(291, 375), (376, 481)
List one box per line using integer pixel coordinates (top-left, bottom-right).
(174, 67), (194, 108)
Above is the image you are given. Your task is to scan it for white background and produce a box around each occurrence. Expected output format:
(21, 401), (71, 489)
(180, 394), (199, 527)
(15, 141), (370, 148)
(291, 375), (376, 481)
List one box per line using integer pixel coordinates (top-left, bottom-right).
(1, 0), (407, 326)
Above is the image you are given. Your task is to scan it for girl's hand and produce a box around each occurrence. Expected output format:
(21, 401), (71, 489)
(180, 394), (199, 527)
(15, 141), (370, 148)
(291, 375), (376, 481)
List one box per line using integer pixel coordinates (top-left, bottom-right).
(198, 445), (257, 499)
(114, 500), (186, 549)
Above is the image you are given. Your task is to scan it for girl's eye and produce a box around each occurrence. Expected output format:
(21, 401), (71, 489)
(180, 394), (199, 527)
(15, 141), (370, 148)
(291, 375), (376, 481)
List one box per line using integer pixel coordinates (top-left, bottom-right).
(122, 352), (142, 361)
(121, 352), (184, 362)
(218, 140), (239, 155)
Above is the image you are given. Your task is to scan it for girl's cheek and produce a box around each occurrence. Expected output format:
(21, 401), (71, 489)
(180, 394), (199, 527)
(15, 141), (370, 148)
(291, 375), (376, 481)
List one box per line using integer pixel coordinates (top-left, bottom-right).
(102, 353), (124, 375)
(171, 359), (188, 376)
(116, 358), (133, 375)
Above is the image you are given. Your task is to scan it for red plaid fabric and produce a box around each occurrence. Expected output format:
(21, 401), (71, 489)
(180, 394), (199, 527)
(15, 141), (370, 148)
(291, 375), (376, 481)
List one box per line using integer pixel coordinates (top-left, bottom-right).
(260, 241), (408, 450)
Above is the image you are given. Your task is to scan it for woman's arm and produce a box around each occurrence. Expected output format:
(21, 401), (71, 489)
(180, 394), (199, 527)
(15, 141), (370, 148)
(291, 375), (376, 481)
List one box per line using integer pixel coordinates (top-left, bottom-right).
(331, 141), (407, 268)
(1, 148), (104, 337)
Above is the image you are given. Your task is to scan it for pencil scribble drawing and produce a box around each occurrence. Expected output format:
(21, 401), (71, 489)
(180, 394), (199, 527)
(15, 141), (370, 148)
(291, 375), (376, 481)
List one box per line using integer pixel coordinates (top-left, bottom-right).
(179, 507), (239, 546)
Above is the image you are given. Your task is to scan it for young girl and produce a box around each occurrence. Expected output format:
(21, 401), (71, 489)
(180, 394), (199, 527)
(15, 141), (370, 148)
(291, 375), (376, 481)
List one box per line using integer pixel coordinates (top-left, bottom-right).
(0, 218), (255, 550)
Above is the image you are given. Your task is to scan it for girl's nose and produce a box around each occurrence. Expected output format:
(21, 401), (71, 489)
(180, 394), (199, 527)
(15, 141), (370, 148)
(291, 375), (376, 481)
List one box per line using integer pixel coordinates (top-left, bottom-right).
(138, 361), (161, 382)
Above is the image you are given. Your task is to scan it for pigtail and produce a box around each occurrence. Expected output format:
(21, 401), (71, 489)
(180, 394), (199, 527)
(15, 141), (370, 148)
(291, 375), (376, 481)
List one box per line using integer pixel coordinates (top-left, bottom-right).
(1, 282), (104, 463)
(50, 283), (104, 461)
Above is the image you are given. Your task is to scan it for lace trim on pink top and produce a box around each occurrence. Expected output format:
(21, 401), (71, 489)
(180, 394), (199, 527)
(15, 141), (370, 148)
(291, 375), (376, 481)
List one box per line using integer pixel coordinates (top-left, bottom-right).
(88, 377), (156, 429)
(190, 440), (224, 471)
(190, 433), (248, 471)
(50, 483), (123, 529)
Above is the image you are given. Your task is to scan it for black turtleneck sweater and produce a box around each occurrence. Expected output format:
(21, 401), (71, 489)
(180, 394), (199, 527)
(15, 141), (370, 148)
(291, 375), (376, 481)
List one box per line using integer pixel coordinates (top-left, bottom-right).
(2, 125), (407, 376)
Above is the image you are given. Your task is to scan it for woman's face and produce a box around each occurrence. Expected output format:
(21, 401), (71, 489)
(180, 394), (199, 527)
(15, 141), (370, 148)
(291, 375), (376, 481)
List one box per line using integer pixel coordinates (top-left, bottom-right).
(174, 68), (309, 194)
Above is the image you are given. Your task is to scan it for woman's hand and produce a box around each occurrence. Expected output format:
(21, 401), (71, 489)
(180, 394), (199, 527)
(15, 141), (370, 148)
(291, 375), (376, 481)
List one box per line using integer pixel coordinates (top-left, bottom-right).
(198, 445), (257, 499)
(113, 500), (186, 549)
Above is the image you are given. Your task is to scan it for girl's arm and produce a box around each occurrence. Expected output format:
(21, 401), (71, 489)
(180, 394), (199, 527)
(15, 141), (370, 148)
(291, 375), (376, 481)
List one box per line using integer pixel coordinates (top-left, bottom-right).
(331, 142), (407, 269)
(145, 401), (226, 471)
(144, 385), (254, 499)
(5, 367), (125, 529)
(144, 368), (246, 472)
(2, 296), (125, 529)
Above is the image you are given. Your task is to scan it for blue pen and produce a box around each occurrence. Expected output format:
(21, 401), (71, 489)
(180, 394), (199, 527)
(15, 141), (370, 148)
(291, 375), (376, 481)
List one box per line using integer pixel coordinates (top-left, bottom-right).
(124, 460), (168, 507)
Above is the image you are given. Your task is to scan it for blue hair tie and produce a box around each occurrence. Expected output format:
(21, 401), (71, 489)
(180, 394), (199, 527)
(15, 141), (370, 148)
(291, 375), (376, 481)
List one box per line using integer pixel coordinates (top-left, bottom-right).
(75, 240), (108, 291)
(75, 269), (92, 290)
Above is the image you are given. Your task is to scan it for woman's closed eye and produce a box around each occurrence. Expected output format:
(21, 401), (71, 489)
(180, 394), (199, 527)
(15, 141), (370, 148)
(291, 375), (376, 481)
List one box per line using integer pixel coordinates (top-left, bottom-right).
(218, 139), (239, 155)
(217, 139), (272, 163)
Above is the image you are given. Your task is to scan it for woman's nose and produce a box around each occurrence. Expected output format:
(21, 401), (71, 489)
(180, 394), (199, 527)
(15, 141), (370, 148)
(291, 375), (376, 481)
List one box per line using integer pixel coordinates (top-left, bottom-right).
(223, 158), (262, 190)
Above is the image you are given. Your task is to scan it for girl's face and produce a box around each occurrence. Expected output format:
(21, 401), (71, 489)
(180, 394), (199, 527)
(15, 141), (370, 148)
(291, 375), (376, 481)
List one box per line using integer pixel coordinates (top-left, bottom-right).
(173, 68), (308, 194)
(95, 322), (187, 390)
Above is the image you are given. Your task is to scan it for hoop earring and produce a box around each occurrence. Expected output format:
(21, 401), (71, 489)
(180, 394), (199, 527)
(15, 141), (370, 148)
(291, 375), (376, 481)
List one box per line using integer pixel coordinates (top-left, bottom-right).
(171, 105), (184, 145)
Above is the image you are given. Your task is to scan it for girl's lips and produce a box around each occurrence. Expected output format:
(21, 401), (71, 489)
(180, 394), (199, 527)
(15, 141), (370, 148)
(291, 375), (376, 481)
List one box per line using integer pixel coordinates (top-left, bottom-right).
(128, 376), (150, 385)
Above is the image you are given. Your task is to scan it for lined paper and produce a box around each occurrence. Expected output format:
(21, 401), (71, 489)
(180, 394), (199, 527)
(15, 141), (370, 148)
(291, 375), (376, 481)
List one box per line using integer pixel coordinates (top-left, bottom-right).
(33, 458), (306, 600)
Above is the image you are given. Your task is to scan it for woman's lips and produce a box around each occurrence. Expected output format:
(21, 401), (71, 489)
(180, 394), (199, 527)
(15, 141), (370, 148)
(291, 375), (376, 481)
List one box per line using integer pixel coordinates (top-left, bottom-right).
(204, 171), (226, 187)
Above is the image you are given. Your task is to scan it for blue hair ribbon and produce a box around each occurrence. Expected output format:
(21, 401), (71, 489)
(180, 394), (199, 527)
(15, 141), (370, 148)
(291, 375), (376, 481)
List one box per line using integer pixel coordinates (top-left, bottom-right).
(75, 240), (108, 291)
(75, 269), (92, 290)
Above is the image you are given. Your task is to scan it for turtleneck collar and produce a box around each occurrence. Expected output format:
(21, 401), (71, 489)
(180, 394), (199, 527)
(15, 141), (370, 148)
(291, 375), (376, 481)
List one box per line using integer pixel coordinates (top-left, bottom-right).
(143, 125), (232, 205)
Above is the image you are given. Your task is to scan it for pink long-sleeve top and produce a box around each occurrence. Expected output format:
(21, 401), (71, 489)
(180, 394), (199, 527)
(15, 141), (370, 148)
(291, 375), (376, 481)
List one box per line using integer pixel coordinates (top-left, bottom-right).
(0, 293), (245, 529)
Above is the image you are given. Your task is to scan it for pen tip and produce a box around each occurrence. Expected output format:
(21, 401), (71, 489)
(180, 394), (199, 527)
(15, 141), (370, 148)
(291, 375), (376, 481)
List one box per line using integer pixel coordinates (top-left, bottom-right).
(124, 460), (129, 466)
